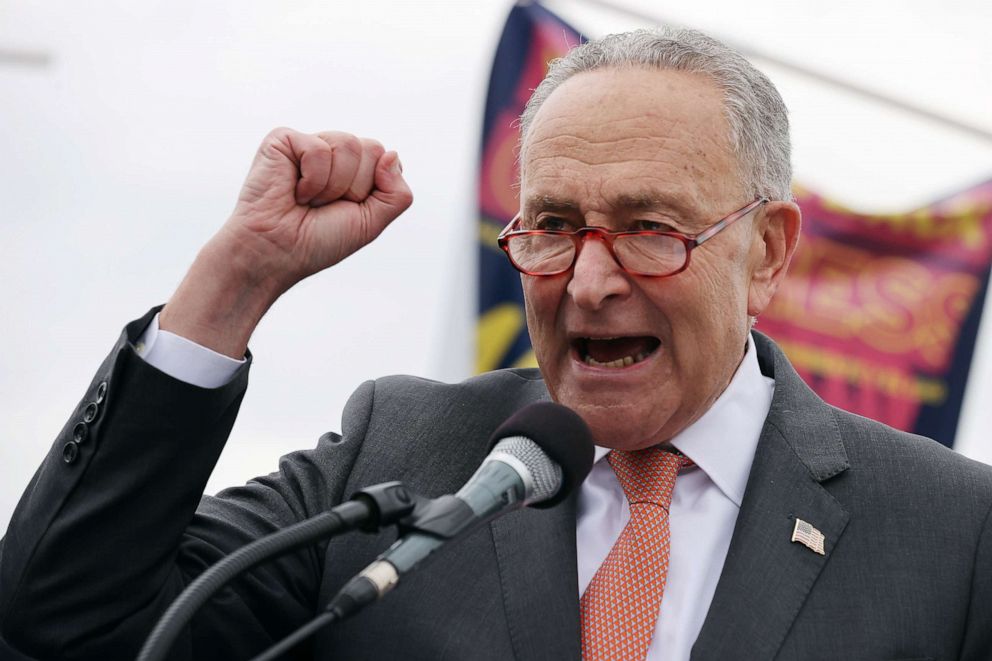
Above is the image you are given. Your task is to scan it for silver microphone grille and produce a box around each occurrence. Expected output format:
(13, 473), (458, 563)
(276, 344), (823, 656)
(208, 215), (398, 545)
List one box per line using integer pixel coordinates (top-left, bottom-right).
(490, 436), (563, 503)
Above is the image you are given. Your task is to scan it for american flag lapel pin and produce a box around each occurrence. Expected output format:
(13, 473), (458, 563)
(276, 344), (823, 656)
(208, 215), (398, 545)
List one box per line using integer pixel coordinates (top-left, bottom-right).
(791, 518), (826, 555)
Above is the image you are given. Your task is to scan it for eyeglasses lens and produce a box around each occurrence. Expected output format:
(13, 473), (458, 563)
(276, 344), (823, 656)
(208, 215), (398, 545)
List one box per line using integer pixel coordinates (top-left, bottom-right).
(506, 234), (574, 274)
(506, 233), (687, 276)
(613, 235), (687, 275)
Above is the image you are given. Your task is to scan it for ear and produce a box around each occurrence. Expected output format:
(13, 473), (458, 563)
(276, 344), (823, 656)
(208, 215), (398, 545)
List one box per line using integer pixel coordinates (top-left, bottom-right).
(747, 200), (801, 317)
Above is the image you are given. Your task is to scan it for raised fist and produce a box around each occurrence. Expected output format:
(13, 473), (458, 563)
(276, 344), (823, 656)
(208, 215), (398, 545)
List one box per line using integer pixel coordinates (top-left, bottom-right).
(159, 128), (413, 357)
(224, 127), (414, 289)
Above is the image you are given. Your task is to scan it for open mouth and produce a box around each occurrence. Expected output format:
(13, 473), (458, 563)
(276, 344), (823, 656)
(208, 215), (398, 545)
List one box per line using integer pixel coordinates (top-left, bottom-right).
(573, 336), (661, 369)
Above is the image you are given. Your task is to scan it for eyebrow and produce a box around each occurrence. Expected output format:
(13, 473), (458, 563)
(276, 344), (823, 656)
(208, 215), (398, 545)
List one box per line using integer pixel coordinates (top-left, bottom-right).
(614, 193), (687, 214)
(523, 192), (695, 217)
(523, 195), (579, 214)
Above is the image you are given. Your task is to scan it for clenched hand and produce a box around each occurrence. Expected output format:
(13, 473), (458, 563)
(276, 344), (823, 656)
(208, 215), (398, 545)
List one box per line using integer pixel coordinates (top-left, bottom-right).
(159, 128), (414, 358)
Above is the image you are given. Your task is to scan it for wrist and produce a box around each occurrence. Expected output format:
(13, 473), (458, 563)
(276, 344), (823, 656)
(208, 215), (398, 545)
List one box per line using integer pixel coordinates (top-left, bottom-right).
(160, 234), (287, 358)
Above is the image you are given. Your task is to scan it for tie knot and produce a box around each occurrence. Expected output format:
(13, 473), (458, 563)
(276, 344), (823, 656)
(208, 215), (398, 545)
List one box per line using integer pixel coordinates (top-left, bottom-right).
(608, 447), (692, 509)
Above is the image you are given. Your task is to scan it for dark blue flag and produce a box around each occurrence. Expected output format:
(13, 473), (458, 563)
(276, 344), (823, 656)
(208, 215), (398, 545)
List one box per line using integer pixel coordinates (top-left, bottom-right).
(477, 2), (583, 372)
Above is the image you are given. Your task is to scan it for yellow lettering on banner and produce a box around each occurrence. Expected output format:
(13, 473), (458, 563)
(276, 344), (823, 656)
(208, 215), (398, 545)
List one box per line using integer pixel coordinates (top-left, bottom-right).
(770, 238), (869, 341)
(776, 339), (947, 405)
(808, 241), (869, 340)
(858, 257), (929, 356)
(477, 303), (526, 373)
(766, 235), (980, 370)
(916, 272), (979, 369)
(940, 198), (987, 249)
(818, 199), (988, 249)
(918, 379), (949, 404)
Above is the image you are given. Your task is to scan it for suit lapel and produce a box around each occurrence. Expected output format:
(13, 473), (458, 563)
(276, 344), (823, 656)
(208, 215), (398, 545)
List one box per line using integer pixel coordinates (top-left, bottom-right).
(490, 493), (581, 661)
(691, 333), (851, 661)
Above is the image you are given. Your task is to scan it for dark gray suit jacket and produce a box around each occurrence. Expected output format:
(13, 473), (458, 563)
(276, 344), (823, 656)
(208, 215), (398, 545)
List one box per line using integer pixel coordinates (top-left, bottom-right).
(1, 308), (991, 660)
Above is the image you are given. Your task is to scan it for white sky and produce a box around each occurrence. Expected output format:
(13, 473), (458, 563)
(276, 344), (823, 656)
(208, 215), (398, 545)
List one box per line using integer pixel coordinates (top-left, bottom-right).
(1, 0), (991, 532)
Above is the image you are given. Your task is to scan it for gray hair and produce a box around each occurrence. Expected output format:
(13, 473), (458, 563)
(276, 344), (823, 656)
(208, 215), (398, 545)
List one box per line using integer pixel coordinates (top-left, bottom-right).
(519, 27), (793, 201)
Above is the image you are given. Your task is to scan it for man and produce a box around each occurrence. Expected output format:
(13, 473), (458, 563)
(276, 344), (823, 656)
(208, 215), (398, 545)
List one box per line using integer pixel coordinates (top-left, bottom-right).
(2, 27), (991, 661)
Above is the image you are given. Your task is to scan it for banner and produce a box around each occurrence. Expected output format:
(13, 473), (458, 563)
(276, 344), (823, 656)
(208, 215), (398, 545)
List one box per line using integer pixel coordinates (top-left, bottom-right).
(759, 181), (992, 447)
(475, 4), (992, 447)
(477, 2), (583, 373)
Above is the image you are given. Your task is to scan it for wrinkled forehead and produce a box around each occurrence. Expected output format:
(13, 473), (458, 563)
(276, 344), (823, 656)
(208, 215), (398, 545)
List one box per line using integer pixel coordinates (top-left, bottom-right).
(519, 67), (744, 218)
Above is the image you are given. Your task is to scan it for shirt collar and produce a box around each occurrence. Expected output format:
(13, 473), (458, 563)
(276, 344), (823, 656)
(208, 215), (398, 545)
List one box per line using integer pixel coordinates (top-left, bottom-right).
(590, 333), (774, 507)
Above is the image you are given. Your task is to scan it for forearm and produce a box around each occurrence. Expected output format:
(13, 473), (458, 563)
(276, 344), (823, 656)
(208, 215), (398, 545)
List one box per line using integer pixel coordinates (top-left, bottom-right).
(0, 310), (250, 659)
(160, 233), (288, 360)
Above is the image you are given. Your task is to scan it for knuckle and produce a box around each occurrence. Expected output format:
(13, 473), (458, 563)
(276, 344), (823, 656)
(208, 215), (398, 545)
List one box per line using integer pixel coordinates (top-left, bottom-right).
(264, 126), (294, 143)
(311, 138), (333, 158)
(257, 126), (298, 161)
(361, 138), (385, 159)
(338, 135), (363, 160)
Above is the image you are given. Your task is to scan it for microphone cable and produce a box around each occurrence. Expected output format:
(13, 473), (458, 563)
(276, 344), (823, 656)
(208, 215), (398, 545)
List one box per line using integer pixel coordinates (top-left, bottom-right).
(250, 611), (337, 661)
(137, 482), (416, 661)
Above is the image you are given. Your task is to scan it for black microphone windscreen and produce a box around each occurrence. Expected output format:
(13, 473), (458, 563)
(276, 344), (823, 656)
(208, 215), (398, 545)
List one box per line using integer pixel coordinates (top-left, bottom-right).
(489, 401), (594, 508)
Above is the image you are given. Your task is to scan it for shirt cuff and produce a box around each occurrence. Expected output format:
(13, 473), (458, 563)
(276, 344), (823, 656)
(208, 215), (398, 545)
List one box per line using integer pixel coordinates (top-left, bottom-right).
(135, 313), (246, 389)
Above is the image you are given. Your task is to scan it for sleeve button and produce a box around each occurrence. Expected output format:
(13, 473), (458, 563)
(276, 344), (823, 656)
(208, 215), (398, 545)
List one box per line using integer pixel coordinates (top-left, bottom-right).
(62, 441), (79, 464)
(73, 422), (88, 444)
(96, 381), (108, 403)
(83, 402), (99, 423)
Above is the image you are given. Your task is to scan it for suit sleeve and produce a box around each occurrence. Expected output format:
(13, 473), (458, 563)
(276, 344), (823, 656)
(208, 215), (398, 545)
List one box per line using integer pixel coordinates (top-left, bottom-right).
(0, 309), (376, 660)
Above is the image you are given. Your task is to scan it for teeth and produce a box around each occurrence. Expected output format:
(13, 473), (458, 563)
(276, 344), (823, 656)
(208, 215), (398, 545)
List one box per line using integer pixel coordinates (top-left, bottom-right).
(583, 350), (653, 368)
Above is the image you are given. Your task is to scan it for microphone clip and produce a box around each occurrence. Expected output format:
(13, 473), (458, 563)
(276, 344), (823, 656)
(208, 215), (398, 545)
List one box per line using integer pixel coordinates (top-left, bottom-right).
(350, 482), (479, 544)
(348, 481), (421, 532)
(393, 494), (478, 541)
(349, 483), (475, 541)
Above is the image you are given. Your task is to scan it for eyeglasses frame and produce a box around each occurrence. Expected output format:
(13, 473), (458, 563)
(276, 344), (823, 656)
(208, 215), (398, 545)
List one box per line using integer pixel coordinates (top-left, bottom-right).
(496, 197), (770, 277)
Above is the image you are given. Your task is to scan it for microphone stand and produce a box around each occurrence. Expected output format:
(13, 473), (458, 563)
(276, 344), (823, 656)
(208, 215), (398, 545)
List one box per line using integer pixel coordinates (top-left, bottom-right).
(249, 493), (483, 660)
(136, 481), (417, 661)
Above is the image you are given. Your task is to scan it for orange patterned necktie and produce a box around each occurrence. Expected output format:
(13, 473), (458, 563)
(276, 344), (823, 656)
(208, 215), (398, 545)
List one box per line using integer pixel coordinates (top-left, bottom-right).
(580, 447), (693, 660)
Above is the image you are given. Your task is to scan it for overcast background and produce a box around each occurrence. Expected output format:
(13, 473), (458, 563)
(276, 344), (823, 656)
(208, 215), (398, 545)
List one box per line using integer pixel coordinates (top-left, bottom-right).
(2, 0), (991, 532)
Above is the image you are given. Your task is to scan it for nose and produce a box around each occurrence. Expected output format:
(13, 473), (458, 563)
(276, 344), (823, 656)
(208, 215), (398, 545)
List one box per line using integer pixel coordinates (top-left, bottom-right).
(566, 234), (632, 310)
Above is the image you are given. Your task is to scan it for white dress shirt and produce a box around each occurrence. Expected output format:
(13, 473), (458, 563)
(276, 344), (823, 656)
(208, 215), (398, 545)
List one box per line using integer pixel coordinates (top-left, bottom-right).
(577, 336), (774, 660)
(135, 314), (246, 388)
(137, 315), (774, 660)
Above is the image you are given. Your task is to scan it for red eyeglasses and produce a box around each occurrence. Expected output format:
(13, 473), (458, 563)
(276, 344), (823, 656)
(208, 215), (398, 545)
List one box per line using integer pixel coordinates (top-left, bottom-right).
(497, 198), (768, 277)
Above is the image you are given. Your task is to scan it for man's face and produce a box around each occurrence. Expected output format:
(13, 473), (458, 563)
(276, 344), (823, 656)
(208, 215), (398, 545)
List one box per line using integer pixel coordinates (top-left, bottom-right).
(520, 67), (769, 450)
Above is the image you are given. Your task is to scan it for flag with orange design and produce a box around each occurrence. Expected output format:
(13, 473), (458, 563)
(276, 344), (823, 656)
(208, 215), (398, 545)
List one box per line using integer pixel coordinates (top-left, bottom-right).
(759, 181), (992, 447)
(477, 2), (582, 373)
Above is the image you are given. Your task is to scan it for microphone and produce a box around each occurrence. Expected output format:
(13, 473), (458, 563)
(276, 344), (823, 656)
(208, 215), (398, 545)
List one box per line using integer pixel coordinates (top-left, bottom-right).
(328, 401), (594, 618)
